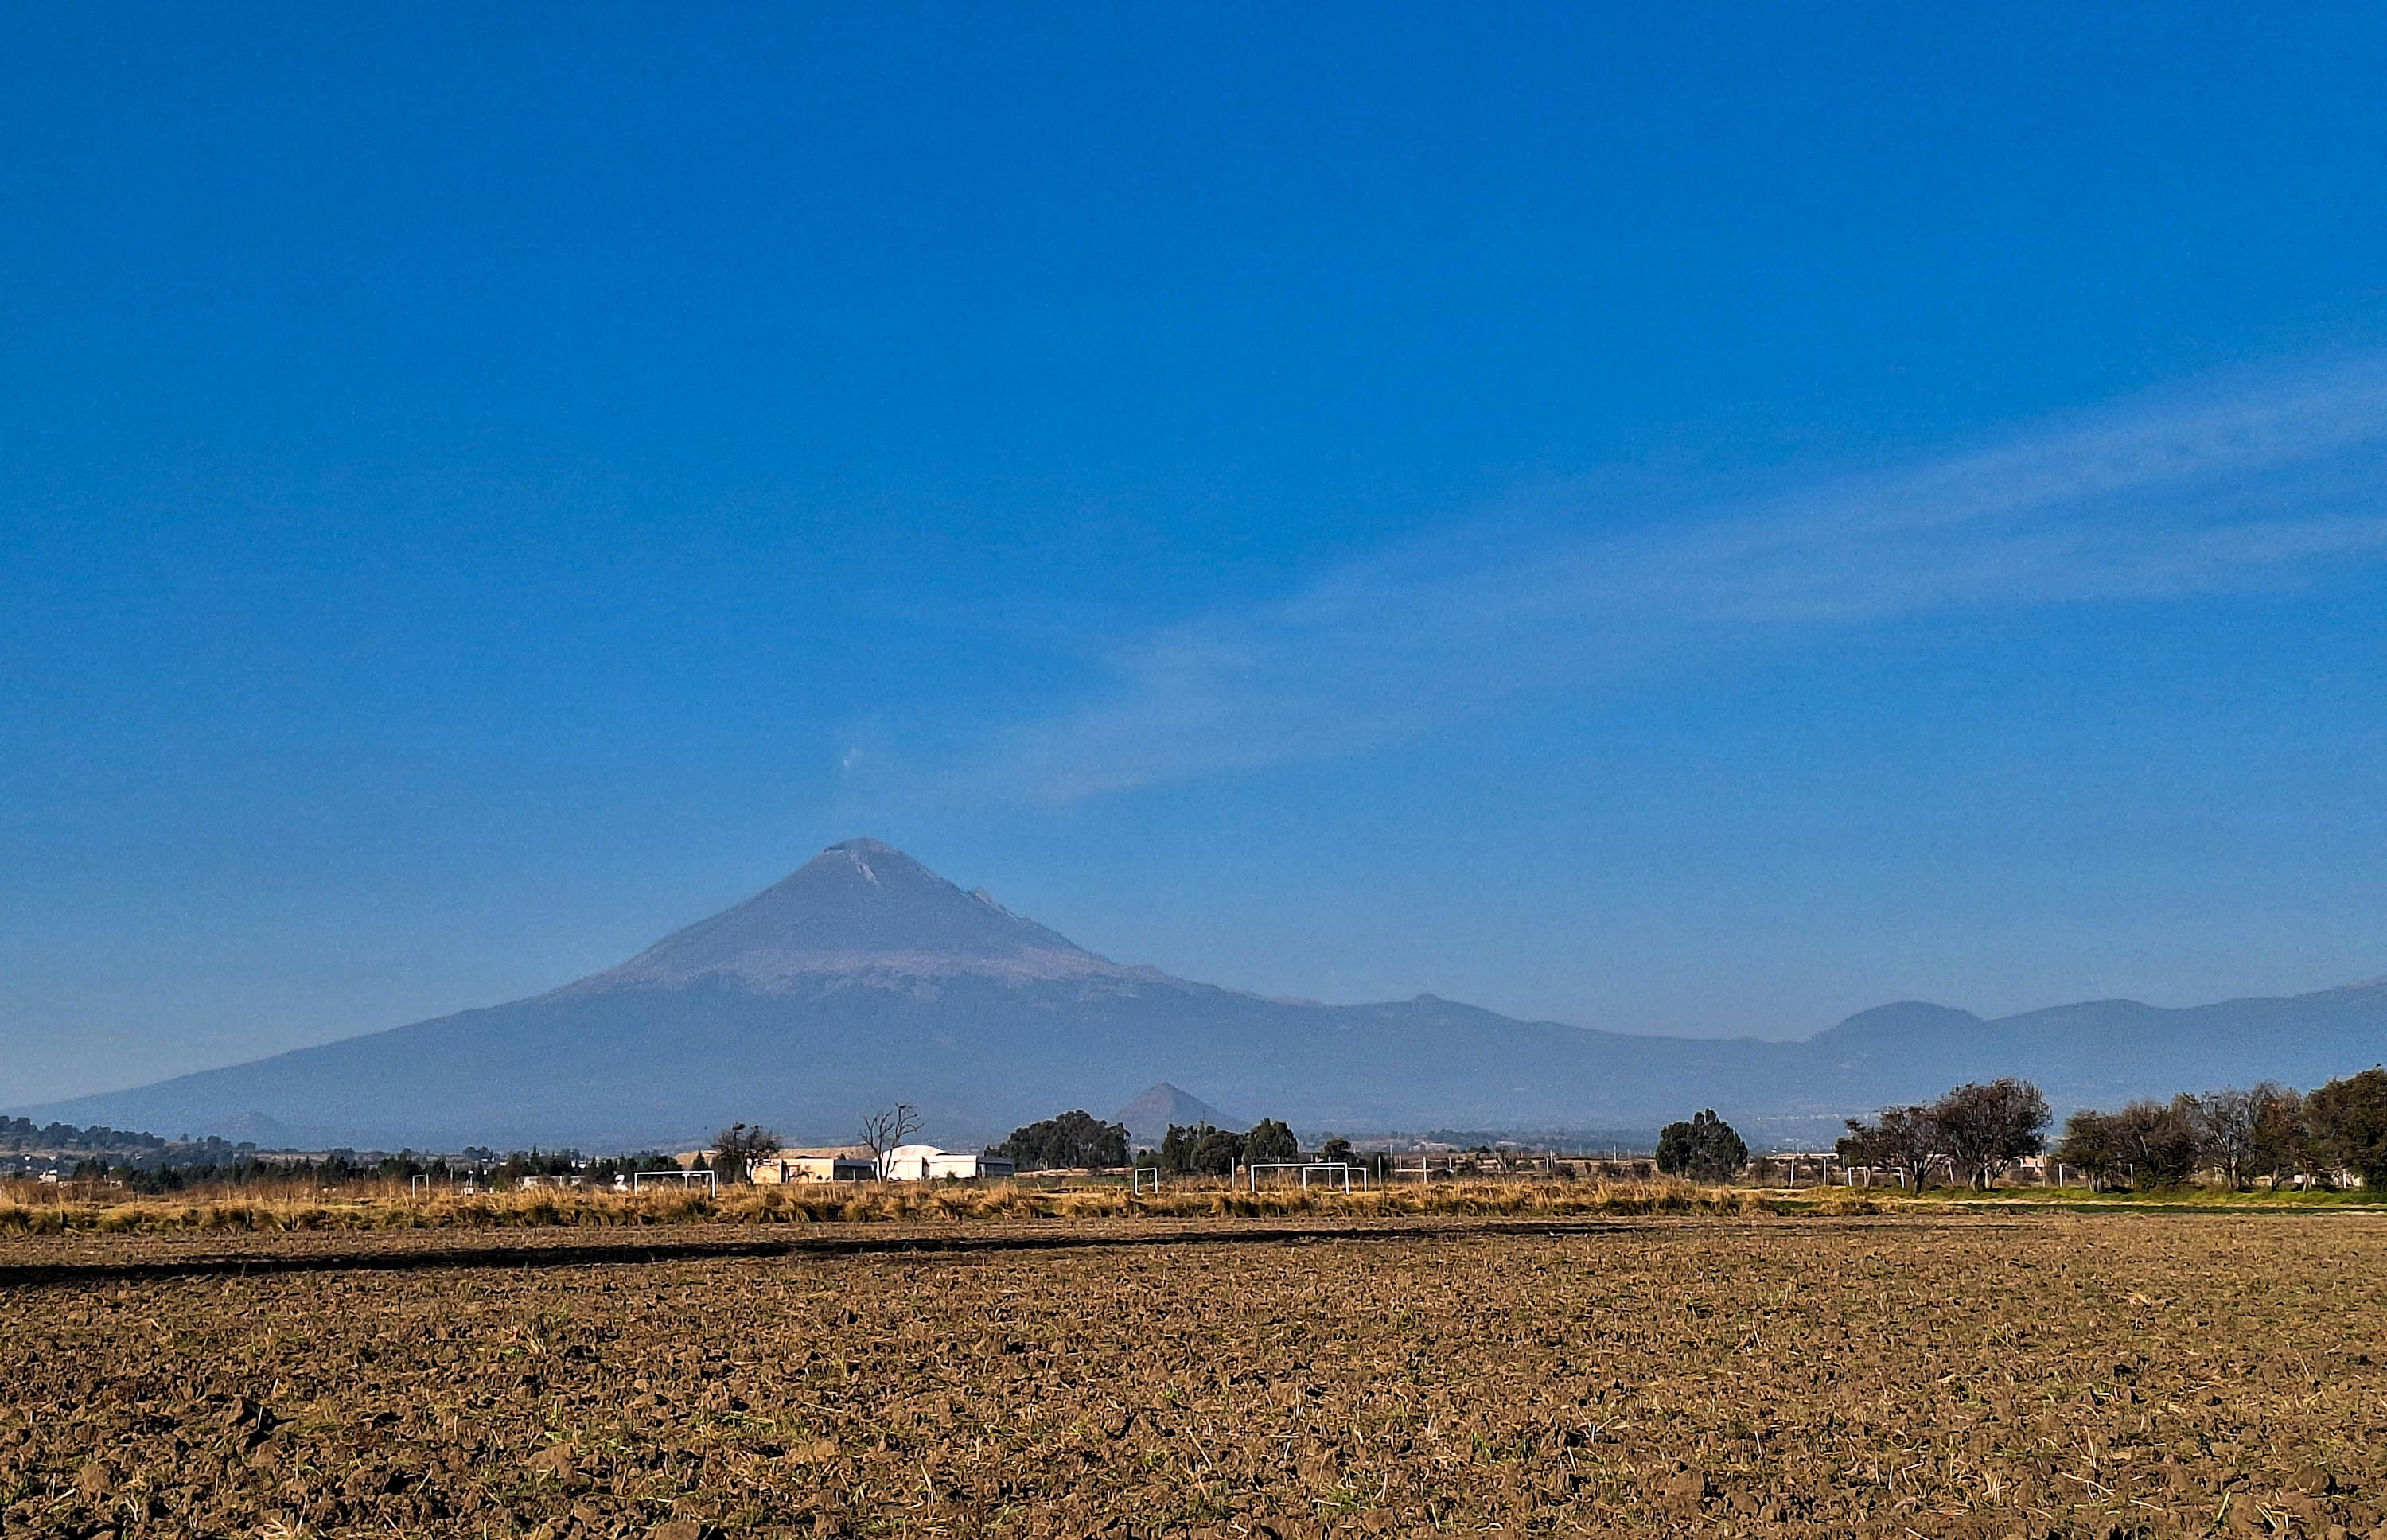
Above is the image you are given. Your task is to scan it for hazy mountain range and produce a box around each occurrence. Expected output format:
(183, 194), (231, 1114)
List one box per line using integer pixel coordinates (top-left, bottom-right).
(19, 839), (2386, 1151)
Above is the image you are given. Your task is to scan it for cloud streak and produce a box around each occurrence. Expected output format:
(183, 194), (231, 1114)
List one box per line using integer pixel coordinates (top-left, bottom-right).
(961, 360), (2387, 802)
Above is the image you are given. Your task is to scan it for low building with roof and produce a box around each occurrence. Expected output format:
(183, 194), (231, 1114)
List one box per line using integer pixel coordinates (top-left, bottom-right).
(883, 1144), (1015, 1181)
(748, 1151), (878, 1184)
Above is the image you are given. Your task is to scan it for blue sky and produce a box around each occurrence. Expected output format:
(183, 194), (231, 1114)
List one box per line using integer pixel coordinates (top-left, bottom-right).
(6, 5), (2387, 1104)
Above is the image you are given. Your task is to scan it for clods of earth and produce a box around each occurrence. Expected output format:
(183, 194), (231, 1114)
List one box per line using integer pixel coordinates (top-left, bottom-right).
(2, 1213), (2381, 1538)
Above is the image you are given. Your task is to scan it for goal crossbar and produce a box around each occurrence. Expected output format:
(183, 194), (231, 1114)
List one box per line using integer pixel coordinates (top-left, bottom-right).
(1244, 1161), (1371, 1193)
(631, 1169), (718, 1195)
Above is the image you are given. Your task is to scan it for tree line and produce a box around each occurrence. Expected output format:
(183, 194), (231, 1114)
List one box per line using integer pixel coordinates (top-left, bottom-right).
(2052, 1069), (2387, 1192)
(25, 1146), (689, 1194)
(995, 1110), (1129, 1171)
(1152, 1119), (1301, 1176)
(1836, 1079), (2053, 1190)
(1832, 1067), (2387, 1192)
(1, 1118), (171, 1154)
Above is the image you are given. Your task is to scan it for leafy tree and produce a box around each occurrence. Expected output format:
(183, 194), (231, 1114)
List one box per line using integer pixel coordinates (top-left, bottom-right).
(2112, 1098), (2201, 1190)
(1241, 1119), (1299, 1166)
(2187, 1087), (2257, 1189)
(1190, 1128), (1241, 1174)
(1931, 1079), (2050, 1189)
(1158, 1122), (1195, 1174)
(1836, 1104), (1941, 1190)
(2306, 1068), (2387, 1188)
(1655, 1110), (1747, 1183)
(1158, 1122), (1201, 1174)
(0, 1118), (167, 1154)
(1160, 1122), (1240, 1176)
(1318, 1135), (1355, 1164)
(2189, 1085), (2307, 1190)
(497, 1148), (584, 1182)
(2054, 1110), (2129, 1191)
(2246, 1083), (2311, 1190)
(996, 1110), (1131, 1171)
(711, 1122), (782, 1184)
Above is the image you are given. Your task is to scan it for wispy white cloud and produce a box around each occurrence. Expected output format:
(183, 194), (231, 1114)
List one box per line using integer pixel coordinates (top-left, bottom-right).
(952, 360), (2387, 802)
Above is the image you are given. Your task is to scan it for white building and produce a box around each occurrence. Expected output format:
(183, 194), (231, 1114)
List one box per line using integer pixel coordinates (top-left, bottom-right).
(748, 1153), (877, 1184)
(882, 1144), (1016, 1181)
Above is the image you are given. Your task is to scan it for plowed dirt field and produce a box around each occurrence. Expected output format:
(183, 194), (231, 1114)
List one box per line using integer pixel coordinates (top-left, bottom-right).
(3, 1213), (2381, 1538)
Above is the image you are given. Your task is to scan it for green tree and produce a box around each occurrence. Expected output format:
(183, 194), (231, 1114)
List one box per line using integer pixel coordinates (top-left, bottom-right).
(1837, 1104), (1941, 1190)
(2057, 1099), (2200, 1191)
(2306, 1068), (2387, 1188)
(1318, 1135), (1355, 1164)
(1160, 1122), (1242, 1176)
(1158, 1122), (1200, 1174)
(996, 1110), (1131, 1171)
(2054, 1110), (2128, 1191)
(2188, 1087), (2258, 1190)
(2114, 1098), (2201, 1190)
(1931, 1079), (2050, 1189)
(1655, 1110), (1747, 1183)
(2246, 1083), (2311, 1190)
(1190, 1127), (1241, 1174)
(1241, 1119), (1299, 1166)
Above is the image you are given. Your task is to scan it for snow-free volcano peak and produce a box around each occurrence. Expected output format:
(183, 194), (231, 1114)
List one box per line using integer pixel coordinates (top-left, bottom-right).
(1116, 1083), (1236, 1145)
(567, 839), (1127, 993)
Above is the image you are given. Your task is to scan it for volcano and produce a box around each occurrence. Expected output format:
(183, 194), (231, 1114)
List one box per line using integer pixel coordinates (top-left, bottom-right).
(21, 840), (2387, 1150)
(576, 840), (1130, 992)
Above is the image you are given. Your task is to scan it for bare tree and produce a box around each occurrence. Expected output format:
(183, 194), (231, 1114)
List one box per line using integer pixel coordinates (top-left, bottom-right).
(710, 1122), (782, 1184)
(859, 1103), (921, 1179)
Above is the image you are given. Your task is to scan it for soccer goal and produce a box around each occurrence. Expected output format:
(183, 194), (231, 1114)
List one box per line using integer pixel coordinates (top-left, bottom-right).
(1244, 1161), (1371, 1193)
(1131, 1167), (1162, 1194)
(631, 1169), (718, 1195)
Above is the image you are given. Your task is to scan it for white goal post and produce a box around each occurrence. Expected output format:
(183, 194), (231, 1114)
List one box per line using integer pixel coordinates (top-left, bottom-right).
(631, 1169), (718, 1195)
(1244, 1161), (1371, 1193)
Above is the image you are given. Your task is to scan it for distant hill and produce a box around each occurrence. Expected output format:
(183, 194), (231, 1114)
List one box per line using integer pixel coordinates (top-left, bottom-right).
(18, 839), (2387, 1150)
(1115, 1083), (1236, 1145)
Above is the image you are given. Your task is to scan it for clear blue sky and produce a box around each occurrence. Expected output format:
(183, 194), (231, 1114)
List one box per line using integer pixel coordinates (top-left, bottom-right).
(6, 4), (2387, 1104)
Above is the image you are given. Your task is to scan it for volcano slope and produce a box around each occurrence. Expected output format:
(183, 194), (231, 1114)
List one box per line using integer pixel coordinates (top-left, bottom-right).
(32, 837), (2387, 1151)
(3, 1212), (2382, 1539)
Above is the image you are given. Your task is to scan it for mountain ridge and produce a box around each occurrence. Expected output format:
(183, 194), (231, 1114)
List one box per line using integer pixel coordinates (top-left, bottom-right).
(17, 840), (2385, 1149)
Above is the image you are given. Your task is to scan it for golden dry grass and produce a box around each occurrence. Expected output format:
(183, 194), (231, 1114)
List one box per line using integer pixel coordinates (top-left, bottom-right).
(0, 1176), (1871, 1235)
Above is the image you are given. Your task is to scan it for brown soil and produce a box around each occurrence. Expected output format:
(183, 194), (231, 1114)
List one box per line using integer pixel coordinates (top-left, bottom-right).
(3, 1212), (2381, 1538)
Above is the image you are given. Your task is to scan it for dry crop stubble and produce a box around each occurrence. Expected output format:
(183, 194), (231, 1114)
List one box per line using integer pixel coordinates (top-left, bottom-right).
(0, 1213), (2381, 1538)
(0, 1177), (1827, 1235)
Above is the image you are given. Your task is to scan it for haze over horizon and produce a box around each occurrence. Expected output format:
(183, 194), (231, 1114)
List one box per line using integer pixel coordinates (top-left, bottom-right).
(6, 6), (2387, 1108)
(25, 834), (2384, 1152)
